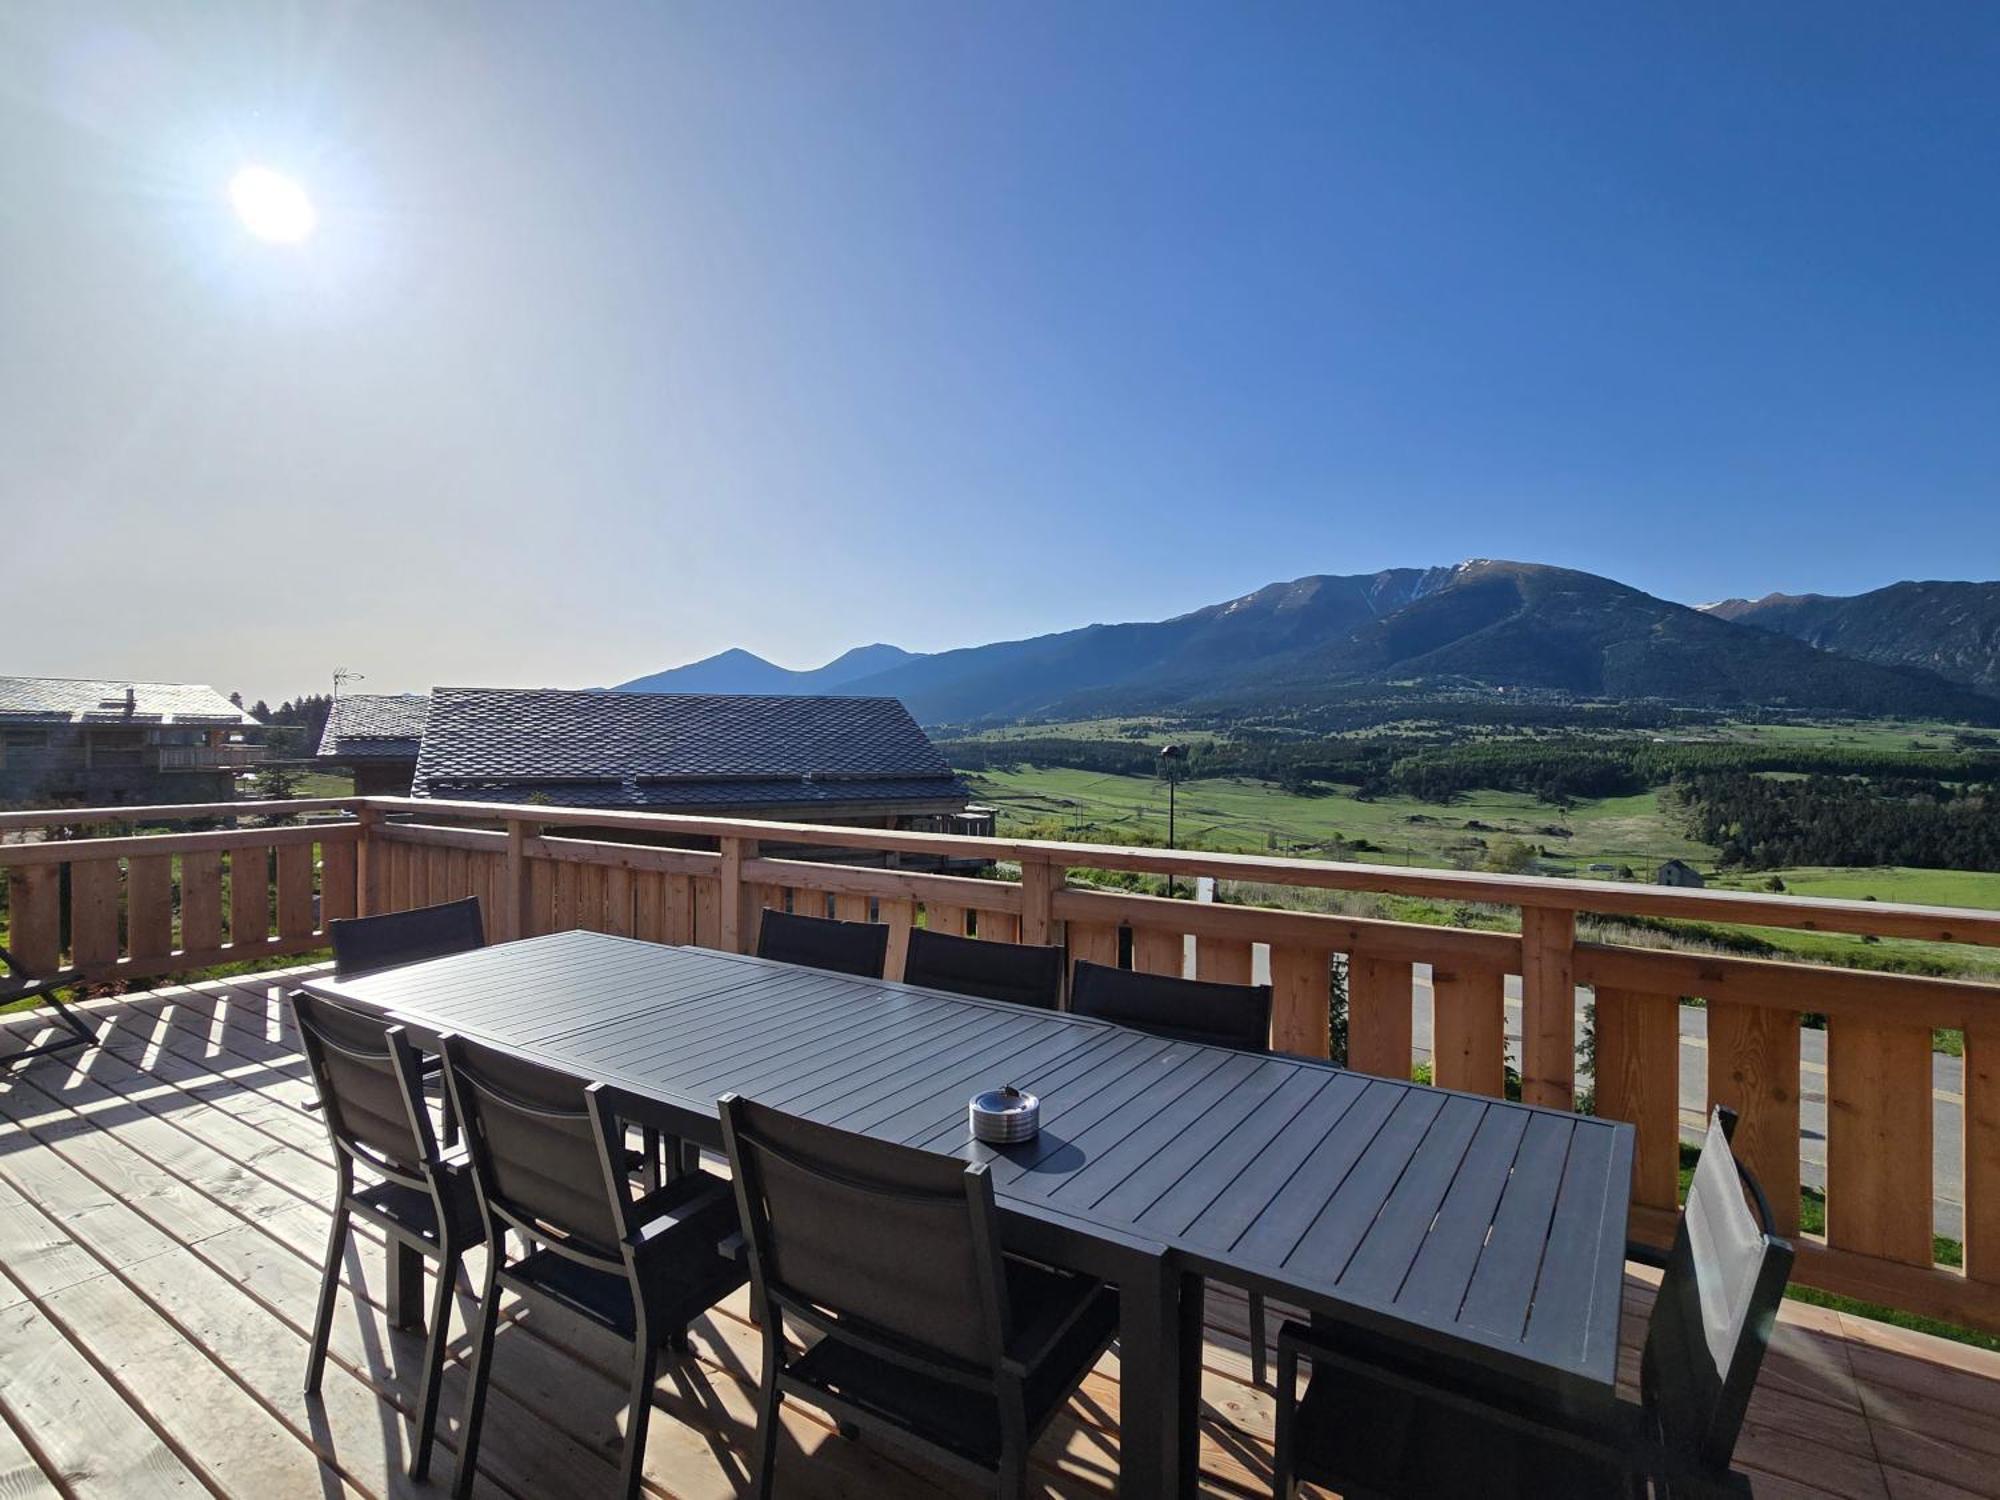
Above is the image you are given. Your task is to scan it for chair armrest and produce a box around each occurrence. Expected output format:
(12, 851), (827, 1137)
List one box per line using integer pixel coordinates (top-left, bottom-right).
(626, 1176), (736, 1253)
(1274, 1322), (1750, 1497)
(1000, 1273), (1107, 1379)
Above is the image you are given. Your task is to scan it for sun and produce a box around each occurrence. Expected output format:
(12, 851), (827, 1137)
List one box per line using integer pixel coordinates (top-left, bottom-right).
(229, 167), (316, 244)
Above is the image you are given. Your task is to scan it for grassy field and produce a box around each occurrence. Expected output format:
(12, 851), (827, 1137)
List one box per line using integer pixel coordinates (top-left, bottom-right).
(962, 763), (2000, 978)
(965, 765), (1711, 869)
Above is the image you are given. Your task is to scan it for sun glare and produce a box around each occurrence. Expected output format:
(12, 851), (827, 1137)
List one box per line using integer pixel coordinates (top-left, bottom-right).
(229, 167), (316, 244)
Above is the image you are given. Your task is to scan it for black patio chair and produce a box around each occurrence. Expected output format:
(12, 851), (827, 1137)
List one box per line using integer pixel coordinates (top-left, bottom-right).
(292, 992), (480, 1481)
(441, 1035), (746, 1500)
(719, 1093), (1118, 1500)
(328, 895), (486, 978)
(1068, 959), (1277, 1380)
(0, 941), (95, 1062)
(1068, 959), (1273, 1051)
(320, 897), (485, 1143)
(902, 926), (1065, 1010)
(1273, 1107), (1795, 1499)
(754, 908), (889, 979)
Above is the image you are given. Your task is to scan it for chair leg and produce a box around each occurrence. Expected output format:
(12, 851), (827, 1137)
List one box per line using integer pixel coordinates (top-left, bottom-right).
(618, 1342), (659, 1500)
(408, 1248), (459, 1480)
(1249, 1289), (1267, 1387)
(450, 1254), (506, 1500)
(752, 1332), (784, 1500)
(303, 1206), (348, 1395)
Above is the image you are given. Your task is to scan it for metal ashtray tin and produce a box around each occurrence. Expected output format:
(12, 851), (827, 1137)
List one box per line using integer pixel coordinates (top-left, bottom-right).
(970, 1085), (1041, 1144)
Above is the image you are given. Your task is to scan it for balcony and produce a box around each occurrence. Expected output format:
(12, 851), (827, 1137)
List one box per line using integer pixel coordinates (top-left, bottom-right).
(2, 794), (1998, 1495)
(154, 743), (267, 771)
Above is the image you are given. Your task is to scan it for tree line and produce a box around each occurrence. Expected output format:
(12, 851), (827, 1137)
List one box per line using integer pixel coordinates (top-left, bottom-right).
(1679, 772), (2000, 872)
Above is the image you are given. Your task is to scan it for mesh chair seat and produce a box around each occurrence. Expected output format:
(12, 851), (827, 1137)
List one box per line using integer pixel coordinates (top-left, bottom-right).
(349, 1165), (482, 1248)
(787, 1262), (1117, 1467)
(496, 1174), (743, 1344)
(1285, 1347), (1637, 1499)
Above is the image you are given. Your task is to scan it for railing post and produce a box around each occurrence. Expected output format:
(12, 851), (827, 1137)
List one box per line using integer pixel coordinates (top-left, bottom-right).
(1019, 855), (1057, 948)
(504, 819), (538, 942)
(1519, 905), (1576, 1110)
(355, 804), (383, 916)
(719, 837), (755, 953)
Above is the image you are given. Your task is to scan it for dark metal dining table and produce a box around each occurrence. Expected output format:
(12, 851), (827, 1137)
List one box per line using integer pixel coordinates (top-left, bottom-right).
(302, 929), (1634, 1498)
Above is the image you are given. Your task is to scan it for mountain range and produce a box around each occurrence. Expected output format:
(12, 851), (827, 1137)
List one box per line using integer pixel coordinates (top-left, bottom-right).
(617, 561), (2000, 727)
(1701, 581), (2000, 696)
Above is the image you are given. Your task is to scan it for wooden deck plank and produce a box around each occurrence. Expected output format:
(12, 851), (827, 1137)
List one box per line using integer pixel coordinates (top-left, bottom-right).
(0, 1295), (205, 1498)
(0, 1408), (62, 1499)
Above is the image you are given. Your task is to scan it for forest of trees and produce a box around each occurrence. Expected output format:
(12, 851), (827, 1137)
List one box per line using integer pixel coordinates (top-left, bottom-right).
(1680, 773), (2000, 872)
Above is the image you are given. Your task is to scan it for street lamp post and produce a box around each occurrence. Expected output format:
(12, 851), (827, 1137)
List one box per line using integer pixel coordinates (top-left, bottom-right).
(1160, 743), (1186, 897)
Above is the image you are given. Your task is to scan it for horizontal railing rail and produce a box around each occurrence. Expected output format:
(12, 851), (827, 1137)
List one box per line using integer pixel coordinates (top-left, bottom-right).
(3, 793), (1999, 1335)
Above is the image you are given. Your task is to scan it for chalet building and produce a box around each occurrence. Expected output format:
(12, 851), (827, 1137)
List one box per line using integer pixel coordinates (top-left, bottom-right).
(316, 693), (429, 795)
(409, 686), (989, 864)
(1655, 858), (1707, 888)
(0, 677), (261, 808)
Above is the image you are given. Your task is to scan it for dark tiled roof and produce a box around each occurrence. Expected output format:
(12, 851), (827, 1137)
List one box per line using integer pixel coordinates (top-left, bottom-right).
(317, 693), (429, 759)
(0, 676), (254, 726)
(411, 688), (966, 810)
(419, 777), (970, 811)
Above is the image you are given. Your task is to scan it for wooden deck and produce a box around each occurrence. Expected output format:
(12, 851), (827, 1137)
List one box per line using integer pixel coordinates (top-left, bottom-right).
(1, 967), (1996, 1500)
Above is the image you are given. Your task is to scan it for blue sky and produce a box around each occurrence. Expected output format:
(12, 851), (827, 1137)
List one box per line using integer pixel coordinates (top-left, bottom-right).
(4, 2), (1997, 698)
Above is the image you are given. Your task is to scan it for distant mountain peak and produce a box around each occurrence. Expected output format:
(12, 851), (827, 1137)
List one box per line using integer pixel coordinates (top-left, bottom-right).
(617, 642), (920, 698)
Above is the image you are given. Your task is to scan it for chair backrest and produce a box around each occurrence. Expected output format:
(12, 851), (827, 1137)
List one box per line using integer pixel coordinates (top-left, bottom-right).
(440, 1034), (627, 1260)
(290, 992), (435, 1185)
(719, 1094), (1008, 1373)
(902, 927), (1064, 1010)
(329, 897), (485, 979)
(755, 909), (889, 979)
(1640, 1108), (1795, 1469)
(1068, 960), (1272, 1052)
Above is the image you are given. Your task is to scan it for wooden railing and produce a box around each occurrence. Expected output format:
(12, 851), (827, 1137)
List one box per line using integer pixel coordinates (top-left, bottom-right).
(6, 794), (2000, 1335)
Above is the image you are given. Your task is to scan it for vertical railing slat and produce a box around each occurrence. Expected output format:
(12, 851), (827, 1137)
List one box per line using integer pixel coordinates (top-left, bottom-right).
(1519, 906), (1577, 1110)
(6, 867), (61, 974)
(1966, 1020), (2000, 1286)
(1269, 944), (1333, 1058)
(1430, 964), (1505, 1097)
(1595, 987), (1682, 1215)
(229, 847), (270, 951)
(276, 844), (315, 941)
(126, 855), (174, 965)
(1196, 937), (1254, 985)
(1827, 1015), (1933, 1265)
(180, 852), (224, 953)
(1346, 954), (1413, 1081)
(1708, 1000), (1802, 1237)
(69, 860), (122, 970)
(320, 839), (358, 925)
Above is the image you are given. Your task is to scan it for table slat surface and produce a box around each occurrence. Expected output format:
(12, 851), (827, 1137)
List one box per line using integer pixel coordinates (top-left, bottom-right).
(308, 929), (1631, 1389)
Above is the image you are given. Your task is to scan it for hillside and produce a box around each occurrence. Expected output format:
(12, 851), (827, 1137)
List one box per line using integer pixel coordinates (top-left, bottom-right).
(619, 561), (2000, 727)
(1704, 581), (2000, 695)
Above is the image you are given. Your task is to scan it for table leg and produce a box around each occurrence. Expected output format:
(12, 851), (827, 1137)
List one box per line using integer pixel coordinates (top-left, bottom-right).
(1117, 1253), (1201, 1498)
(388, 1241), (425, 1332)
